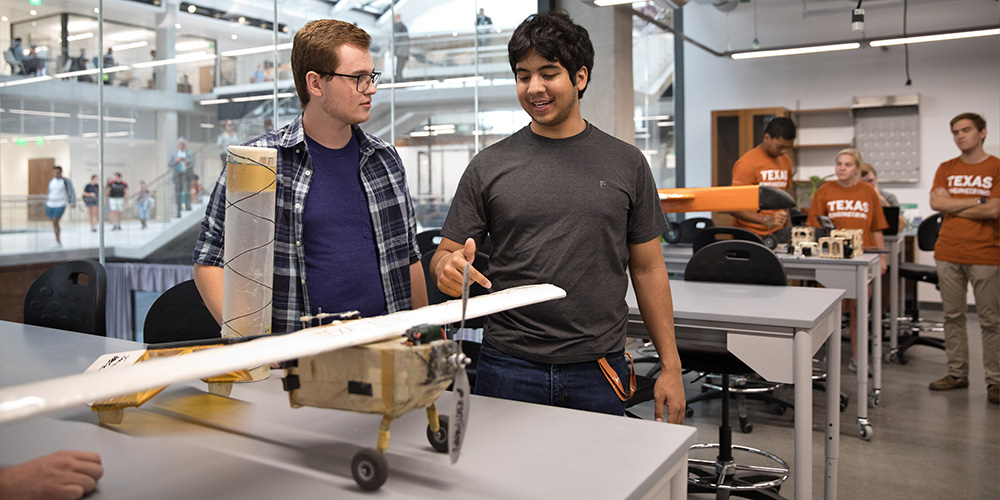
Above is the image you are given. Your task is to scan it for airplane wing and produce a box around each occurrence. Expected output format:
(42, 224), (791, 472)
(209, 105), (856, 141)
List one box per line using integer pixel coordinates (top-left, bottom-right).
(0, 284), (566, 425)
(658, 185), (795, 213)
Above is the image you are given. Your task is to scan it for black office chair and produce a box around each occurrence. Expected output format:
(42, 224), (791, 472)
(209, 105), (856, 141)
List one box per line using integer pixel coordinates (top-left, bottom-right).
(415, 229), (442, 257)
(143, 280), (220, 344)
(692, 227), (764, 255)
(663, 216), (714, 244)
(682, 240), (789, 499)
(24, 260), (107, 336)
(892, 213), (945, 364)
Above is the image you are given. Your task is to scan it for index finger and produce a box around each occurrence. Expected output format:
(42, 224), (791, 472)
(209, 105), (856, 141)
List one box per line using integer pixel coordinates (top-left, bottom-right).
(467, 262), (491, 290)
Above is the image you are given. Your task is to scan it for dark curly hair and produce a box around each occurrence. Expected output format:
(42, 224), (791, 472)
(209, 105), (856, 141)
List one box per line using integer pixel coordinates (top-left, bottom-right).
(508, 10), (594, 99)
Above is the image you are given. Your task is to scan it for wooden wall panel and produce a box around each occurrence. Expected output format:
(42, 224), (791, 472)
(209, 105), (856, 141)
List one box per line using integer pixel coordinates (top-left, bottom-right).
(0, 263), (56, 323)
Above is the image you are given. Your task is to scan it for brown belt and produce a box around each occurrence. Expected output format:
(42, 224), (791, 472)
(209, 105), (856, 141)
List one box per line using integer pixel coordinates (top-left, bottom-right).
(598, 352), (636, 402)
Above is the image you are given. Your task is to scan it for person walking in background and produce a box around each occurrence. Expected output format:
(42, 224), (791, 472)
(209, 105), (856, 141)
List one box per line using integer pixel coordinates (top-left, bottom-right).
(68, 49), (89, 82)
(137, 181), (154, 230)
(476, 8), (493, 47)
(216, 120), (240, 170)
(926, 112), (999, 404)
(393, 14), (410, 81)
(105, 172), (128, 231)
(45, 166), (75, 247)
(82, 174), (100, 232)
(168, 137), (194, 216)
(102, 48), (116, 84)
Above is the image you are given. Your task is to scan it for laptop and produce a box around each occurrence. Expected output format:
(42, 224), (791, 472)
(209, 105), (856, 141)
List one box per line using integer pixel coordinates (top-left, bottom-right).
(883, 206), (900, 235)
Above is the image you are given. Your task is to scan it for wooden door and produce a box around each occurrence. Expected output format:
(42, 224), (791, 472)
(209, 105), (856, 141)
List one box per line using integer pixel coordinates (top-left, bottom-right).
(27, 158), (55, 221)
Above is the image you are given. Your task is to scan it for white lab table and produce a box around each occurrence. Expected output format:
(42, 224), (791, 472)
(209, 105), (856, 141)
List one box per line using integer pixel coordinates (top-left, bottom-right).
(627, 280), (846, 500)
(661, 243), (882, 439)
(0, 321), (695, 500)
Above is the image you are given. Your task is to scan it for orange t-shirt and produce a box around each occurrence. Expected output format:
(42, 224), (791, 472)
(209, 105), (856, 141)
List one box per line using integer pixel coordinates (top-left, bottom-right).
(806, 181), (888, 248)
(932, 155), (1000, 265)
(731, 145), (793, 236)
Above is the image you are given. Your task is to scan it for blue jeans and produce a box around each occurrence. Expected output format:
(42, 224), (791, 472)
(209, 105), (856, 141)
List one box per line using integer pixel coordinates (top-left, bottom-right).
(474, 340), (629, 415)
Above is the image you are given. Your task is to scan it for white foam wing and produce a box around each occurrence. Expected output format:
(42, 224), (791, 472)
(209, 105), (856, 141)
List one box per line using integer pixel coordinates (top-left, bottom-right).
(0, 284), (565, 425)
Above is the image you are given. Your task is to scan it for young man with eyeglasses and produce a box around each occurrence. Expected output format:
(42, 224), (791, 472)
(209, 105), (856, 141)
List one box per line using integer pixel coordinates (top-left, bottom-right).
(430, 11), (685, 423)
(194, 20), (425, 334)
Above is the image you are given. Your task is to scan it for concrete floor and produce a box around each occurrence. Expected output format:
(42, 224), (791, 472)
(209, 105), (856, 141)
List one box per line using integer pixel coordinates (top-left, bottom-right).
(627, 309), (999, 499)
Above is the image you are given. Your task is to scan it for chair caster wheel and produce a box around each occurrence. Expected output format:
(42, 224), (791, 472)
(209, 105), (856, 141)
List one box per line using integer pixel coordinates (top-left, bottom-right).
(739, 417), (753, 433)
(685, 407), (694, 418)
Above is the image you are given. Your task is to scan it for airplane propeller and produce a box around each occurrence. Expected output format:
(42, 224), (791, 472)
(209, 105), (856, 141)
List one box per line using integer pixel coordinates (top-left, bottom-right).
(447, 262), (473, 464)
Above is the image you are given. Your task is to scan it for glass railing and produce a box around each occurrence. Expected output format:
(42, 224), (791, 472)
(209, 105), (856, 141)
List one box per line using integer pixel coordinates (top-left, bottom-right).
(1, 3), (675, 266)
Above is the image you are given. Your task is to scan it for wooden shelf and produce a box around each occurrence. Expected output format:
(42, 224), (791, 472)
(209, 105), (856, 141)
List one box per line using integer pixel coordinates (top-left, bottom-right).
(792, 143), (853, 149)
(790, 107), (852, 115)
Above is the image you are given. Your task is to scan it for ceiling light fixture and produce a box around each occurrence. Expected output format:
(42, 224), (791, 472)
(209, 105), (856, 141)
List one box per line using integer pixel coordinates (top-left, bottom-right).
(731, 42), (860, 59)
(66, 32), (95, 42)
(8, 109), (72, 118)
(378, 79), (440, 89)
(76, 114), (138, 123)
(111, 41), (149, 52)
(220, 42), (293, 57)
(870, 27), (999, 47)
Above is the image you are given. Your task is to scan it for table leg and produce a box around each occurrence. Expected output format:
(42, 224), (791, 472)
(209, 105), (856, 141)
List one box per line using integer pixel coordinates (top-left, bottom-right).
(856, 267), (873, 440)
(794, 329), (812, 500)
(825, 302), (841, 500)
(888, 240), (900, 356)
(871, 268), (882, 406)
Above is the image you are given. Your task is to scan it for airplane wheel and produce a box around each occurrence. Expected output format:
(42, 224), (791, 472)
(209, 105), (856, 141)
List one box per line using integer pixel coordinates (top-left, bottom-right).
(352, 448), (388, 491)
(427, 415), (449, 453)
(762, 234), (778, 250)
(664, 225), (682, 244)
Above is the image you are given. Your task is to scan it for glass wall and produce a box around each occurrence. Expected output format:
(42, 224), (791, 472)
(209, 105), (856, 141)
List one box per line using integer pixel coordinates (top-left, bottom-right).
(632, 3), (677, 189)
(0, 0), (677, 262)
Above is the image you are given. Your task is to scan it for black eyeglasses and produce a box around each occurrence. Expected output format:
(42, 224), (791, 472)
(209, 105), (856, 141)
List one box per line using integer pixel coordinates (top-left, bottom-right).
(315, 71), (381, 92)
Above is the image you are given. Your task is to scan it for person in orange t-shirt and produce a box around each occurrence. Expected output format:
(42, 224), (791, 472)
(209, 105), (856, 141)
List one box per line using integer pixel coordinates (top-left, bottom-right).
(730, 117), (796, 237)
(926, 113), (999, 403)
(808, 148), (888, 370)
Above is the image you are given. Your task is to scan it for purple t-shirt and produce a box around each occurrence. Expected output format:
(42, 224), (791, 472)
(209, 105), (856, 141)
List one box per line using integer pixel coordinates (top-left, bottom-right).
(302, 133), (386, 317)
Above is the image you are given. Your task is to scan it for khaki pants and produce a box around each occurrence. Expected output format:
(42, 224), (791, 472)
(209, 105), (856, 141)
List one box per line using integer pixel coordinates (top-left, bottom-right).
(935, 260), (999, 386)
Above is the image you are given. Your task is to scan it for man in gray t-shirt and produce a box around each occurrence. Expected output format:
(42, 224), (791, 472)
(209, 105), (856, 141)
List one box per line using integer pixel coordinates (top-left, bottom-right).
(430, 11), (685, 423)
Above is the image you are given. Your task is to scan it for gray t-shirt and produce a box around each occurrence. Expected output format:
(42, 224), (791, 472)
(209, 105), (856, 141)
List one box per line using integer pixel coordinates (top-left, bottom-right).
(441, 123), (666, 364)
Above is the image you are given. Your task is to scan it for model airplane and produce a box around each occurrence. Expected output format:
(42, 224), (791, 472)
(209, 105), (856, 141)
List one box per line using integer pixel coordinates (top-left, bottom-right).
(658, 185), (797, 248)
(0, 283), (565, 491)
(658, 185), (795, 214)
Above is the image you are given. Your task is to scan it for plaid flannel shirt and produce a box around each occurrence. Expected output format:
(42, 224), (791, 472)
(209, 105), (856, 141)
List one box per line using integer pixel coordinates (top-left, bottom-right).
(193, 115), (421, 333)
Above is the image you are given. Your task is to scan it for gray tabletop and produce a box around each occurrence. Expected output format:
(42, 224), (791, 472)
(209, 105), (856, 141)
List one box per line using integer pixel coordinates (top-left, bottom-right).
(0, 322), (696, 500)
(629, 280), (845, 332)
